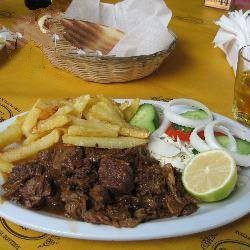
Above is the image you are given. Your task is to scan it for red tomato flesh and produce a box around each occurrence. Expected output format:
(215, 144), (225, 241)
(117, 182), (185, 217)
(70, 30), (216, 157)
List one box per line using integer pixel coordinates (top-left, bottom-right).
(165, 125), (224, 142)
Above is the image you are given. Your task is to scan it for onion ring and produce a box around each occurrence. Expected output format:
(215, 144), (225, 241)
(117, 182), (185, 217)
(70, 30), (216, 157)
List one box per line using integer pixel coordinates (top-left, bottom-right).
(204, 121), (237, 152)
(204, 121), (250, 167)
(230, 152), (250, 167)
(190, 125), (210, 152)
(164, 99), (213, 128)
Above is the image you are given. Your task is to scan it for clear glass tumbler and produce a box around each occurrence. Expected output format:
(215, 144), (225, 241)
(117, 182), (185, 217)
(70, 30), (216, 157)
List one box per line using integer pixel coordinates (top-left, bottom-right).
(233, 45), (250, 126)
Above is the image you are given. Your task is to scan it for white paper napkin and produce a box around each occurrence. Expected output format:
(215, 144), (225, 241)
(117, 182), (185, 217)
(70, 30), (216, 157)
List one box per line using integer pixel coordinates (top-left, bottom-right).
(64, 0), (175, 57)
(213, 10), (250, 74)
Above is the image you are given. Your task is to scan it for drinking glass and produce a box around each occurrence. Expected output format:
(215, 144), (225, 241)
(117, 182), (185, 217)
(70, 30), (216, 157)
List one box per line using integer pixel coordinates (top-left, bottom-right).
(233, 45), (250, 126)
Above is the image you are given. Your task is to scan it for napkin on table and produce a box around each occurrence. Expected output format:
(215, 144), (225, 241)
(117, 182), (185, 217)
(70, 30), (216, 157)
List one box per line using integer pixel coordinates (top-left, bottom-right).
(213, 10), (250, 74)
(64, 0), (176, 57)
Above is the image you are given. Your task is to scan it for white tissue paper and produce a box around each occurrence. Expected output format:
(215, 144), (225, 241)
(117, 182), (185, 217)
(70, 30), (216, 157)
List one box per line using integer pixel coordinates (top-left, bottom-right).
(213, 10), (250, 74)
(64, 0), (176, 57)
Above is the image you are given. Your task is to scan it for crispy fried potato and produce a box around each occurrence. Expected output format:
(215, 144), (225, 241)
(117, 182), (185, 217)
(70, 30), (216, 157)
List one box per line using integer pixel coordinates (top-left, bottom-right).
(0, 121), (22, 149)
(1, 129), (60, 163)
(119, 101), (130, 111)
(123, 98), (140, 121)
(73, 95), (91, 117)
(39, 105), (59, 120)
(68, 125), (118, 137)
(97, 95), (124, 119)
(35, 115), (70, 133)
(119, 125), (150, 139)
(58, 127), (68, 135)
(63, 135), (148, 149)
(0, 158), (14, 173)
(87, 102), (125, 126)
(71, 117), (120, 130)
(22, 107), (41, 137)
(55, 105), (74, 116)
(23, 131), (48, 145)
(16, 114), (27, 126)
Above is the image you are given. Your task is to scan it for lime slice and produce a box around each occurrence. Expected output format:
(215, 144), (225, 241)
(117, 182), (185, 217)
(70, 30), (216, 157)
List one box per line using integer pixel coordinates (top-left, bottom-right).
(182, 150), (237, 202)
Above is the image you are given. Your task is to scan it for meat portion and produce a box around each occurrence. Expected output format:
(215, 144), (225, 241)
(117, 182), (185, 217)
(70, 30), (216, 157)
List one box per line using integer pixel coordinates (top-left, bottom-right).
(52, 144), (83, 172)
(2, 160), (52, 209)
(98, 157), (134, 194)
(61, 190), (88, 219)
(2, 144), (198, 227)
(19, 175), (51, 208)
(136, 160), (165, 195)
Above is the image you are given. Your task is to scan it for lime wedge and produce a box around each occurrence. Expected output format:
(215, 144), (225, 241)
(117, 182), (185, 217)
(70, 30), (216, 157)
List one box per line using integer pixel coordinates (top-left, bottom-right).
(182, 150), (237, 202)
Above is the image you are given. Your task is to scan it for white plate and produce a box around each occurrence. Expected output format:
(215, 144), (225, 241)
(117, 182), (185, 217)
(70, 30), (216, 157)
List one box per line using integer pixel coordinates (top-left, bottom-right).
(0, 100), (249, 241)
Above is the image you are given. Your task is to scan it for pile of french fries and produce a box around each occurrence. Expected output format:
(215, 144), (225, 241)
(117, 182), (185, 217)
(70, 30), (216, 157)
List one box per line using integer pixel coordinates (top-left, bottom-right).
(0, 95), (149, 173)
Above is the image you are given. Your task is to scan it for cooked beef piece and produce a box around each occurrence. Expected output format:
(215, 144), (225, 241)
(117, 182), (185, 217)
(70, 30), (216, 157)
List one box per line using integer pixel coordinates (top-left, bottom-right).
(45, 191), (64, 209)
(135, 159), (165, 195)
(3, 161), (45, 200)
(19, 175), (51, 209)
(2, 144), (198, 228)
(84, 146), (147, 165)
(61, 190), (88, 219)
(84, 148), (109, 162)
(98, 157), (134, 194)
(52, 143), (83, 172)
(37, 148), (54, 169)
(89, 185), (112, 205)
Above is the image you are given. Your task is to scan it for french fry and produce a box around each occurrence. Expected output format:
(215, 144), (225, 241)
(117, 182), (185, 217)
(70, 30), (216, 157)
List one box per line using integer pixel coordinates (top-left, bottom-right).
(119, 101), (130, 111)
(123, 98), (140, 121)
(23, 131), (48, 145)
(58, 127), (68, 135)
(81, 96), (99, 118)
(39, 105), (59, 120)
(0, 122), (22, 149)
(87, 102), (125, 126)
(58, 98), (74, 106)
(71, 117), (120, 130)
(63, 135), (148, 149)
(73, 95), (91, 117)
(16, 114), (27, 126)
(68, 125), (118, 137)
(22, 107), (41, 137)
(97, 95), (124, 119)
(55, 105), (74, 116)
(35, 115), (70, 133)
(119, 125), (150, 139)
(0, 158), (14, 173)
(1, 129), (60, 163)
(0, 171), (7, 186)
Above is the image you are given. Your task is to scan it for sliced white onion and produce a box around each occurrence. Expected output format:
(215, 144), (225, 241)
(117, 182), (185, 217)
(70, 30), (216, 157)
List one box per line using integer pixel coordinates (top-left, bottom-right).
(151, 117), (170, 138)
(164, 99), (213, 128)
(190, 125), (210, 152)
(148, 137), (180, 157)
(204, 121), (237, 152)
(230, 152), (250, 167)
(204, 121), (250, 167)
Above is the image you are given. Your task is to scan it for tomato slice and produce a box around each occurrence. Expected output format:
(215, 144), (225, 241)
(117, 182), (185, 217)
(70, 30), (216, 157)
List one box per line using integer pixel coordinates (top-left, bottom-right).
(165, 125), (191, 142)
(165, 125), (225, 142)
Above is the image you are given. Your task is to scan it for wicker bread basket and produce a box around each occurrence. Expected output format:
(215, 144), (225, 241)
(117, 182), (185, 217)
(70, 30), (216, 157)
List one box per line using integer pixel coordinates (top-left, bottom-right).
(42, 20), (177, 84)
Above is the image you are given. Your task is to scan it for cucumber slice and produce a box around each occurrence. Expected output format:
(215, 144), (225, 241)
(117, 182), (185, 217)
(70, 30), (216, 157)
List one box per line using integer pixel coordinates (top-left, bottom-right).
(217, 136), (250, 155)
(129, 104), (159, 133)
(181, 109), (208, 120)
(170, 110), (209, 132)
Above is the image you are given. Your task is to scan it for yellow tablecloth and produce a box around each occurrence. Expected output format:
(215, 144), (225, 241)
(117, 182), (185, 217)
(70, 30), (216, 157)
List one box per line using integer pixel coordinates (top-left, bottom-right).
(0, 0), (249, 249)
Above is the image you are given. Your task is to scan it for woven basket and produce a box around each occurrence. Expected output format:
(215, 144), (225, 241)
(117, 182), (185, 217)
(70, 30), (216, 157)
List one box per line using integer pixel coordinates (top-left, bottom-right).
(42, 20), (177, 84)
